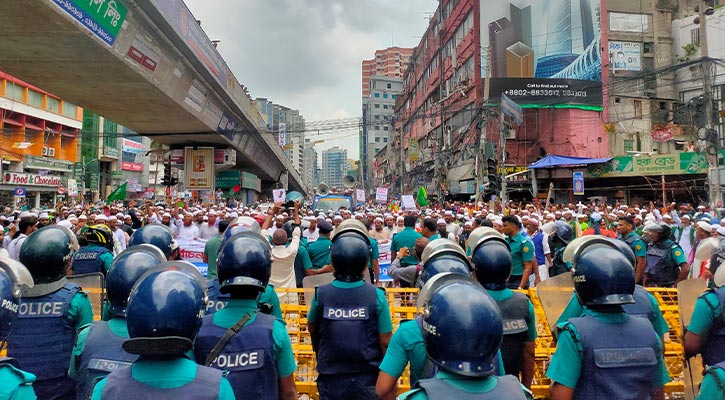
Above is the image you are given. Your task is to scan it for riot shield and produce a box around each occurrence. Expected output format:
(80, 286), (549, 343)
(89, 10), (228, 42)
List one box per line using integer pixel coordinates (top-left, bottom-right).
(678, 278), (707, 400)
(302, 272), (335, 305)
(536, 271), (574, 333)
(68, 272), (105, 319)
(692, 237), (719, 279)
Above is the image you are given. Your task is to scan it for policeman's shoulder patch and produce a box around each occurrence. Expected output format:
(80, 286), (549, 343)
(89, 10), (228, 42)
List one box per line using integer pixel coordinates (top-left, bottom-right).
(523, 246), (529, 253)
(675, 250), (682, 257)
(635, 244), (642, 251)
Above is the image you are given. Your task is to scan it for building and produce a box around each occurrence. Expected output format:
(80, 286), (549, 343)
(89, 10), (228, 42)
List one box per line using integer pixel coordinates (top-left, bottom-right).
(0, 71), (82, 208)
(361, 75), (404, 188)
(303, 140), (318, 192)
(254, 98), (306, 176)
(321, 146), (347, 189)
(361, 47), (413, 97)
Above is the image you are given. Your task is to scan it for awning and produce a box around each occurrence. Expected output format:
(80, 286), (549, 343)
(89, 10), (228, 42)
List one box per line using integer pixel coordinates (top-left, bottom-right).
(528, 154), (612, 169)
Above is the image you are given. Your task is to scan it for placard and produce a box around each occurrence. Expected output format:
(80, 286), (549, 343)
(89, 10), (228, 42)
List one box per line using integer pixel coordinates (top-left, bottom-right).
(401, 195), (417, 210)
(375, 187), (388, 203)
(273, 189), (286, 203)
(356, 189), (366, 203)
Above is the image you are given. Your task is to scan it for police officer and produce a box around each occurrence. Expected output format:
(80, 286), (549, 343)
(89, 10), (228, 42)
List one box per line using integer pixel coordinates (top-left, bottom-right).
(71, 224), (114, 275)
(642, 222), (690, 287)
(306, 219), (334, 275)
(308, 219), (393, 400)
(0, 257), (37, 400)
(546, 241), (667, 400)
(698, 361), (725, 399)
(544, 221), (574, 277)
(69, 245), (166, 400)
(617, 215), (647, 284)
(398, 274), (531, 399)
(472, 234), (537, 389)
(684, 259), (725, 369)
(8, 225), (93, 400)
(128, 224), (174, 259)
(376, 239), (480, 399)
(555, 237), (670, 341)
(194, 231), (297, 400)
(501, 215), (536, 289)
(89, 268), (234, 399)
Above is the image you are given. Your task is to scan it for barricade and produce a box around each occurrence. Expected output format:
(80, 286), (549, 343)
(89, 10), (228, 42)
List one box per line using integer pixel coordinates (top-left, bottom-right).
(276, 286), (686, 399)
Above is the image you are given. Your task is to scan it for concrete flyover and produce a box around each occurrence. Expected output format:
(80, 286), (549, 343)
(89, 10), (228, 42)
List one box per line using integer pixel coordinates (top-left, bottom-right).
(0, 0), (304, 193)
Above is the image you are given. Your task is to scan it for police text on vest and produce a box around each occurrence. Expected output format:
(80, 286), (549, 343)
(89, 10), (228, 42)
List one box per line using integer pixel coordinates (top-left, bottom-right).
(323, 306), (369, 320)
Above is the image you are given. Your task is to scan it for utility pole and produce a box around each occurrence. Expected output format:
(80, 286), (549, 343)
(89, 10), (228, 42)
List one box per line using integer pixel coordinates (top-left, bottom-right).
(475, 46), (493, 204)
(436, 1), (445, 202)
(499, 111), (508, 204)
(698, 0), (718, 206)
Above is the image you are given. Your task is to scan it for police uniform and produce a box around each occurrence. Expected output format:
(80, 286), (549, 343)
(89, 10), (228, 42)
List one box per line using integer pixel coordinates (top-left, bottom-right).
(90, 356), (235, 400)
(0, 357), (37, 400)
(8, 280), (94, 400)
(391, 227), (422, 267)
(368, 236), (380, 283)
(620, 231), (647, 259)
(505, 232), (534, 289)
(293, 240), (312, 287)
(645, 239), (687, 287)
(697, 361), (725, 399)
(69, 318), (136, 400)
(205, 280), (284, 323)
(194, 298), (296, 400)
(486, 288), (537, 378)
(398, 371), (531, 400)
(309, 279), (393, 399)
(203, 235), (222, 281)
(307, 235), (332, 270)
(556, 286), (670, 338)
(72, 244), (113, 275)
(546, 308), (669, 399)
(687, 287), (725, 366)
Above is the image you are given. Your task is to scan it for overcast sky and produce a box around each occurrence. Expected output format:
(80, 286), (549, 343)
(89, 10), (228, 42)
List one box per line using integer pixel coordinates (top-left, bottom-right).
(185, 0), (437, 160)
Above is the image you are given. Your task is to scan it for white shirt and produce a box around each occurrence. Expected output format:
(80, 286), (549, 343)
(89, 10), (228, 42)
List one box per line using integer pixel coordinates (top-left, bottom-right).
(446, 222), (460, 237)
(265, 227), (301, 289)
(303, 227), (319, 243)
(176, 224), (199, 240)
(678, 225), (694, 258)
(199, 223), (219, 240)
(7, 234), (27, 260)
(112, 228), (127, 255)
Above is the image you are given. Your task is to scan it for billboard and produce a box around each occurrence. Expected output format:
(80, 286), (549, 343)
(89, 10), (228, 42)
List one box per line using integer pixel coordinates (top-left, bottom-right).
(482, 0), (602, 108)
(608, 41), (642, 72)
(184, 147), (214, 190)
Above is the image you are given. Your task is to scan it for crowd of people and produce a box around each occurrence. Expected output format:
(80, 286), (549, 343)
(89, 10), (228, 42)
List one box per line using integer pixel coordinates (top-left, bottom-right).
(0, 196), (724, 399)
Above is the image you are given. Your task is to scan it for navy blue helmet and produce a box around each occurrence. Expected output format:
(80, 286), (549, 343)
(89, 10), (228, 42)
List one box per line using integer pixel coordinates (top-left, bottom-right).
(221, 217), (263, 248)
(330, 220), (371, 282)
(122, 269), (206, 356)
(0, 258), (33, 340)
(417, 239), (472, 288)
(129, 224), (174, 259)
(471, 236), (512, 290)
(420, 275), (503, 377)
(217, 231), (272, 294)
(20, 225), (78, 284)
(106, 245), (167, 317)
(573, 243), (635, 306)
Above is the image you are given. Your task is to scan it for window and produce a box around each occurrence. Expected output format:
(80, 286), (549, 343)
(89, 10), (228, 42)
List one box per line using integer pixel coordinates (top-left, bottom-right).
(384, 137), (388, 142)
(374, 115), (380, 120)
(5, 82), (23, 101)
(623, 140), (634, 152)
(383, 93), (388, 99)
(383, 116), (389, 121)
(375, 126), (380, 131)
(633, 100), (643, 119)
(62, 102), (77, 118)
(383, 105), (388, 109)
(691, 28), (700, 46)
(392, 95), (396, 99)
(375, 147), (380, 154)
(383, 126), (389, 131)
(47, 97), (60, 113)
(374, 103), (380, 109)
(28, 90), (43, 107)
(374, 93), (380, 98)
(387, 83), (392, 89)
(375, 137), (381, 142)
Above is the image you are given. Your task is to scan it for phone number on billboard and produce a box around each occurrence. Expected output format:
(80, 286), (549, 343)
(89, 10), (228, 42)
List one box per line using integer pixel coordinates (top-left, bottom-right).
(505, 89), (588, 97)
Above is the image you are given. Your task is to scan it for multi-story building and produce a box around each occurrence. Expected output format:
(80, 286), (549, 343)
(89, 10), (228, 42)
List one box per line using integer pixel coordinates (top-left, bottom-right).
(254, 98), (306, 176)
(321, 146), (347, 189)
(361, 75), (404, 188)
(0, 71), (82, 208)
(303, 140), (318, 192)
(362, 47), (413, 97)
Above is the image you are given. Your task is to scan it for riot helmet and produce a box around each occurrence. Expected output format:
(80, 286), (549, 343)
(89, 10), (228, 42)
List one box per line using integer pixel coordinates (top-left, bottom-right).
(417, 239), (472, 288)
(543, 221), (574, 248)
(84, 224), (114, 250)
(20, 225), (78, 284)
(330, 220), (371, 282)
(129, 224), (174, 259)
(466, 227), (500, 254)
(572, 243), (635, 306)
(0, 258), (33, 342)
(471, 235), (512, 290)
(216, 231), (272, 296)
(106, 245), (167, 317)
(221, 217), (262, 247)
(420, 275), (503, 377)
(122, 269), (206, 357)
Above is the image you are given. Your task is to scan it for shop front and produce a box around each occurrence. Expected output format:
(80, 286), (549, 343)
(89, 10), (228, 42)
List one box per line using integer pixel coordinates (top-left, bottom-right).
(0, 171), (68, 209)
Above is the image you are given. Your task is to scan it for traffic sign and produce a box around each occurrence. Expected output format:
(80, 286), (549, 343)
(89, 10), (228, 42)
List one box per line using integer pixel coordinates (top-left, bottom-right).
(13, 187), (26, 197)
(57, 186), (66, 195)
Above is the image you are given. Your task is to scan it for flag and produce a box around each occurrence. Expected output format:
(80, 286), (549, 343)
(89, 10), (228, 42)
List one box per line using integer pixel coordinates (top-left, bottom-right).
(417, 186), (429, 207)
(105, 183), (127, 205)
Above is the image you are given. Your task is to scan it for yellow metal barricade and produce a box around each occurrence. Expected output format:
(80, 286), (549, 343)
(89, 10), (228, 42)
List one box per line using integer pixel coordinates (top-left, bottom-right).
(277, 286), (687, 399)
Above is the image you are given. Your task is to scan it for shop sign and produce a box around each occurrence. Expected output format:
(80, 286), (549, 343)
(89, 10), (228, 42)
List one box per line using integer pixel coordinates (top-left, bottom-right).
(121, 161), (144, 172)
(3, 172), (64, 187)
(122, 138), (143, 154)
(216, 170), (240, 189)
(168, 148), (235, 166)
(24, 155), (73, 172)
(241, 171), (258, 190)
(588, 152), (709, 177)
(50, 0), (128, 46)
(102, 145), (120, 159)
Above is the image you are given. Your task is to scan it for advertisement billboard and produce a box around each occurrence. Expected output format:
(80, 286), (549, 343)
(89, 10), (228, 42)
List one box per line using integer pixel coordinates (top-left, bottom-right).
(482, 0), (602, 108)
(184, 147), (214, 190)
(608, 41), (642, 72)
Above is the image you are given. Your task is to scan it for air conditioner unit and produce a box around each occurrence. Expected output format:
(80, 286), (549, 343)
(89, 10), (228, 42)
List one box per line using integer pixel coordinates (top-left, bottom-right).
(42, 147), (48, 156)
(504, 128), (516, 140)
(48, 148), (56, 157)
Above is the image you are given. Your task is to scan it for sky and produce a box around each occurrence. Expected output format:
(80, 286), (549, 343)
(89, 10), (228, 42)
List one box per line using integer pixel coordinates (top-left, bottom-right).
(185, 0), (437, 160)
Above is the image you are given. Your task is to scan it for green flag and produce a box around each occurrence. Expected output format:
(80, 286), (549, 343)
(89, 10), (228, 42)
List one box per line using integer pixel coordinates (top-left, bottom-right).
(106, 183), (127, 205)
(417, 186), (429, 207)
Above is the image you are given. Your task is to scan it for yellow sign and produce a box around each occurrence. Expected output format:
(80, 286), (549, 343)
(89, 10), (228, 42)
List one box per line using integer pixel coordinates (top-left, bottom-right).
(408, 138), (419, 162)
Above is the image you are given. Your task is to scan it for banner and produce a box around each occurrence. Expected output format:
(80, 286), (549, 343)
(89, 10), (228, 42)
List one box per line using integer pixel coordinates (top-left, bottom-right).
(401, 195), (417, 210)
(184, 147), (214, 190)
(67, 179), (78, 197)
(609, 41), (642, 72)
(588, 152), (709, 177)
(573, 171), (585, 195)
(375, 187), (388, 203)
(278, 123), (286, 147)
(482, 0), (602, 108)
(176, 238), (208, 277)
(377, 241), (392, 282)
(356, 189), (366, 203)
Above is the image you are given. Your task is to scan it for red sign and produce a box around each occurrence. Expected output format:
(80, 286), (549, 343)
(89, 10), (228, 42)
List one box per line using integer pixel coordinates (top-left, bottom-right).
(121, 162), (144, 172)
(651, 129), (674, 142)
(57, 186), (66, 195)
(3, 172), (63, 187)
